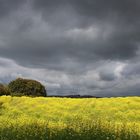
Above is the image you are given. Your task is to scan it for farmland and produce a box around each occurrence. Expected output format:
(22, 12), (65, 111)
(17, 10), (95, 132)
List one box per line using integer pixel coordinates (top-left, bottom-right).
(0, 96), (140, 140)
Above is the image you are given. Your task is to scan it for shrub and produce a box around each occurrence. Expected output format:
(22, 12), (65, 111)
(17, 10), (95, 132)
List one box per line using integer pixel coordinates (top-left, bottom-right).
(0, 84), (10, 96)
(8, 78), (47, 97)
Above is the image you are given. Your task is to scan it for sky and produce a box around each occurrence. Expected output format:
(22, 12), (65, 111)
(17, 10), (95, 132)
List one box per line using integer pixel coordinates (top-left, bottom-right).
(0, 0), (140, 96)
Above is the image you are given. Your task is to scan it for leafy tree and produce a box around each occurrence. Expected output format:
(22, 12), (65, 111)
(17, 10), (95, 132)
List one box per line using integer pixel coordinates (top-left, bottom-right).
(0, 84), (10, 96)
(8, 78), (47, 97)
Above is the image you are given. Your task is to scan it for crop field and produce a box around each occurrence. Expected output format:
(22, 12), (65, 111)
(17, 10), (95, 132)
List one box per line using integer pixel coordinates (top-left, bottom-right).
(0, 96), (140, 140)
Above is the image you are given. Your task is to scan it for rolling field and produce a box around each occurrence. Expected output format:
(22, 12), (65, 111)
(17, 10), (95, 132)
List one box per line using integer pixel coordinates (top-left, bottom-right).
(0, 96), (140, 140)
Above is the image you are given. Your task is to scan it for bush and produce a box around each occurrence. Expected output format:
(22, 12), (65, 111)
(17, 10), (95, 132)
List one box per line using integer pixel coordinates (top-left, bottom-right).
(0, 84), (10, 96)
(8, 78), (47, 97)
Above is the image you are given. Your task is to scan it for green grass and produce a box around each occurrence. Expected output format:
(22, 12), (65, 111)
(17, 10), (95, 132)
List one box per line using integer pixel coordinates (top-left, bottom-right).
(0, 96), (140, 140)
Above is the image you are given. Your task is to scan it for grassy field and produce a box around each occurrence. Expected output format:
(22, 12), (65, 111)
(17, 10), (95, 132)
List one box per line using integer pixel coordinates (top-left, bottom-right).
(0, 96), (140, 140)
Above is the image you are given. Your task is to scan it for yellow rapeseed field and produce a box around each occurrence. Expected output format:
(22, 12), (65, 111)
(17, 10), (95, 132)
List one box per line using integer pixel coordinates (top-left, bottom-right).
(0, 96), (140, 140)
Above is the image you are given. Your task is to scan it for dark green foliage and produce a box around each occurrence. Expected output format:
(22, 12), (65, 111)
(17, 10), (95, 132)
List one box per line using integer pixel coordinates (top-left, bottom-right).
(0, 84), (10, 96)
(8, 78), (47, 97)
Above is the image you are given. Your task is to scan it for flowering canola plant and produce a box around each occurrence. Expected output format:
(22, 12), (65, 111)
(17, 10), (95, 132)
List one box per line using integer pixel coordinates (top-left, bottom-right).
(0, 96), (140, 140)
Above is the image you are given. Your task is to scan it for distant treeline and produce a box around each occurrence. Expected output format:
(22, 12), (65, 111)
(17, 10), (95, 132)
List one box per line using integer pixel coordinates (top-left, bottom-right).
(47, 95), (101, 98)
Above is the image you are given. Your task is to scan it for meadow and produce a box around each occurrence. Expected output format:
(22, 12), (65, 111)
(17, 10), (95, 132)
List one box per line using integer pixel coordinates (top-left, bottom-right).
(0, 96), (140, 140)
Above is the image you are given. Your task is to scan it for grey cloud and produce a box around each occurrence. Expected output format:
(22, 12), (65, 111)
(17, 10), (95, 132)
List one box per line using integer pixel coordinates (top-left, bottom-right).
(0, 0), (140, 96)
(99, 71), (116, 81)
(31, 0), (140, 59)
(122, 60), (140, 76)
(32, 0), (140, 21)
(0, 0), (138, 66)
(0, 57), (140, 97)
(0, 0), (26, 18)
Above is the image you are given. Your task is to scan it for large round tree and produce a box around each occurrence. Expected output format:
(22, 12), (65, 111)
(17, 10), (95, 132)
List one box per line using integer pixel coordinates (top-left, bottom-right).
(8, 78), (47, 97)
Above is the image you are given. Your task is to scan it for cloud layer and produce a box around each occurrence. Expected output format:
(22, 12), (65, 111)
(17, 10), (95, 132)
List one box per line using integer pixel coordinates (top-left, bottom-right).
(0, 0), (140, 96)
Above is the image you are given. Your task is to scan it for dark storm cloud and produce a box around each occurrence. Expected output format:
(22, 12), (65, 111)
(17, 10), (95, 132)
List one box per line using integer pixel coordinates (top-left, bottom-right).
(99, 71), (116, 81)
(1, 0), (140, 62)
(0, 0), (140, 96)
(31, 0), (140, 60)
(0, 0), (26, 18)
(33, 0), (140, 20)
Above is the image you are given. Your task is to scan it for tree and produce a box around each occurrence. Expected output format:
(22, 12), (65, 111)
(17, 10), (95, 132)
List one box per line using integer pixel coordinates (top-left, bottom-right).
(0, 84), (10, 96)
(8, 78), (47, 97)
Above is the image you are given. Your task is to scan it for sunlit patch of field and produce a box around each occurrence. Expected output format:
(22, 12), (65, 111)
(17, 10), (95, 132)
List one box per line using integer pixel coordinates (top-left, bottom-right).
(0, 96), (140, 140)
